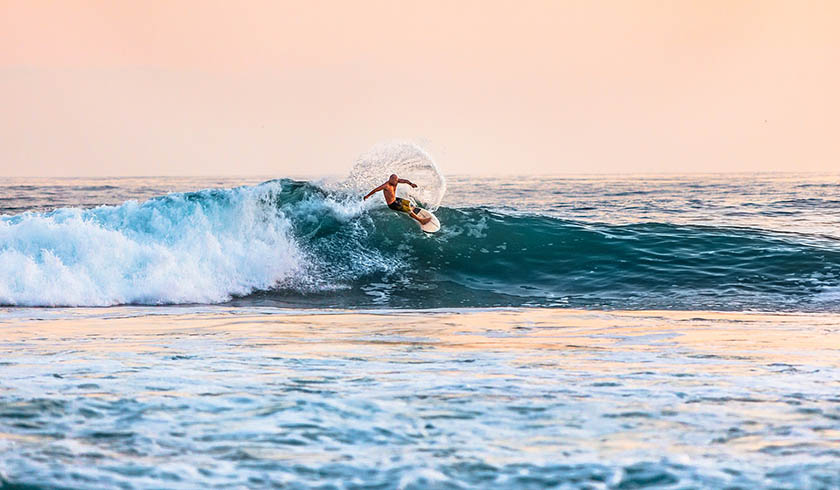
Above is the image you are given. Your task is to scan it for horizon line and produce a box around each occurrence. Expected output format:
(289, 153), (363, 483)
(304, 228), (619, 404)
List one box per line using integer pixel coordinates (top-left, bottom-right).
(3, 170), (839, 179)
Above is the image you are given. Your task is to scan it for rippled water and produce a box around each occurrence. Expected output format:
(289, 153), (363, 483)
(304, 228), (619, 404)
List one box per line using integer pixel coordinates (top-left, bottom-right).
(1, 173), (839, 488)
(1, 309), (839, 488)
(2, 174), (839, 310)
(3, 174), (839, 238)
(448, 173), (840, 239)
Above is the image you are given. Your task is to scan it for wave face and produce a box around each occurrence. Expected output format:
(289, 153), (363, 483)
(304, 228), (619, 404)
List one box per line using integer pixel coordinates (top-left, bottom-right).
(4, 178), (839, 310)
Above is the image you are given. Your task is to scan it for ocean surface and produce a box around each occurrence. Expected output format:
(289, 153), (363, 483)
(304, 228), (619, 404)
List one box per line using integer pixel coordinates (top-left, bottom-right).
(1, 159), (839, 488)
(1, 172), (839, 311)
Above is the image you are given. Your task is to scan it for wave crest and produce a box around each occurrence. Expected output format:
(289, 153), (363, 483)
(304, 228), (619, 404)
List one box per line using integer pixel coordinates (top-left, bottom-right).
(2, 178), (840, 310)
(0, 182), (302, 306)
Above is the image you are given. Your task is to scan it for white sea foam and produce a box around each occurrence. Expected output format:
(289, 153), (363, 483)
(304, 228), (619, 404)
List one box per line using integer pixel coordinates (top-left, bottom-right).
(0, 181), (302, 306)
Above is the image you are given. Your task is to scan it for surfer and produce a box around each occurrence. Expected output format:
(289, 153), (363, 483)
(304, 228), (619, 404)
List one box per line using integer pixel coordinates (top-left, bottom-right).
(363, 174), (432, 225)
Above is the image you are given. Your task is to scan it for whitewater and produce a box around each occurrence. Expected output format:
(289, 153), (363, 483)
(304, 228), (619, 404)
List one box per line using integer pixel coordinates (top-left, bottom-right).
(0, 172), (840, 311)
(3, 162), (840, 489)
(1, 170), (839, 311)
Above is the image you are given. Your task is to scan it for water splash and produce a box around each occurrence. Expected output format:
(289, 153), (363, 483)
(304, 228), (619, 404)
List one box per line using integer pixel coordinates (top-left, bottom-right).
(2, 178), (840, 310)
(345, 141), (447, 210)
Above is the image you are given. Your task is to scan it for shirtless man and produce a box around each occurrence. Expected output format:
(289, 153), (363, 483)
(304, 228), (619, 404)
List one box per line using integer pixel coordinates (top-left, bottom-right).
(363, 174), (431, 225)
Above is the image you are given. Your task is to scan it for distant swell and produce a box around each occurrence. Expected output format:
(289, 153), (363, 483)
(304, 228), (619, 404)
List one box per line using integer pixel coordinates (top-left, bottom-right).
(2, 179), (840, 311)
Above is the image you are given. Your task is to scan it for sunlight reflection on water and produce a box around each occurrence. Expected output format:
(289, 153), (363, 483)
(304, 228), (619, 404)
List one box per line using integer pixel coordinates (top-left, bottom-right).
(1, 308), (838, 488)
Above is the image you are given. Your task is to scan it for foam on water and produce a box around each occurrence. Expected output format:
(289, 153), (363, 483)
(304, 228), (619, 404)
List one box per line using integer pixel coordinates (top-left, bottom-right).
(1, 309), (839, 488)
(2, 173), (840, 489)
(1, 173), (839, 310)
(0, 182), (302, 306)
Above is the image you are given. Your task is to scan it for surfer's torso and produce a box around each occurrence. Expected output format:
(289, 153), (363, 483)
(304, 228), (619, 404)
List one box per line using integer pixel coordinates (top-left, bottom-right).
(362, 175), (432, 227)
(381, 182), (397, 205)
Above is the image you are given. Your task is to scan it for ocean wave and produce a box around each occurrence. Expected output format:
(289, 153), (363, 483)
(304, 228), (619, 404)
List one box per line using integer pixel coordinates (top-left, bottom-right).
(1, 179), (839, 310)
(0, 182), (302, 306)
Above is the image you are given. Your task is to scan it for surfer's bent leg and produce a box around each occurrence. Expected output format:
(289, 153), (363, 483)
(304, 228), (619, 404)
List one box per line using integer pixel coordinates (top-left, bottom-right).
(389, 198), (430, 225)
(409, 210), (431, 225)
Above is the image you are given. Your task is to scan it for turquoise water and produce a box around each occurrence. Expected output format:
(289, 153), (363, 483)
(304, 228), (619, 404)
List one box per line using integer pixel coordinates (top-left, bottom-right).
(1, 170), (839, 489)
(1, 308), (839, 489)
(1, 174), (839, 310)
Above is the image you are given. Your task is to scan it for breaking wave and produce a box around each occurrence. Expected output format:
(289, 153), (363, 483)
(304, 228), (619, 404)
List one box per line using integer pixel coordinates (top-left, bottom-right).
(2, 179), (840, 311)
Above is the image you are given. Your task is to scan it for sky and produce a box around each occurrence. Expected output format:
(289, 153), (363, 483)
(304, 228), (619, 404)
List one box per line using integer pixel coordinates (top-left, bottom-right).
(1, 0), (838, 177)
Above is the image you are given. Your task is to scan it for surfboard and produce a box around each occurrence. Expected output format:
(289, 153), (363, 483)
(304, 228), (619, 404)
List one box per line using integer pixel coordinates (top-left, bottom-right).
(412, 206), (441, 233)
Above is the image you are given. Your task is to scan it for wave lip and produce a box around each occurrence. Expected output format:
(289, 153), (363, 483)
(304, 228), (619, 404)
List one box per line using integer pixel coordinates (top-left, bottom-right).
(0, 181), (302, 306)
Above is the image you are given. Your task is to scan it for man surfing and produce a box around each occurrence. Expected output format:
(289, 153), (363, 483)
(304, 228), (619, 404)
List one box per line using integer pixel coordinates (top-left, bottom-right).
(363, 174), (432, 225)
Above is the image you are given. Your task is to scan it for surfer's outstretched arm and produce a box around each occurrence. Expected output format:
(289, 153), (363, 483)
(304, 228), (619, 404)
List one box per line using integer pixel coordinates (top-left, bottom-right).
(363, 183), (386, 200)
(398, 179), (418, 188)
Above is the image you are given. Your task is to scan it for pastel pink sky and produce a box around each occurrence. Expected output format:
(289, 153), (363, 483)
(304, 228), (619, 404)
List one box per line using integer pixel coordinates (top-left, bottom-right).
(1, 1), (838, 176)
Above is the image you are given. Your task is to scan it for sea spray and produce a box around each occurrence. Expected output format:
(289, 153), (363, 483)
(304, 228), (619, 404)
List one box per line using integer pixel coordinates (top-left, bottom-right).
(345, 141), (447, 211)
(0, 182), (303, 306)
(2, 178), (840, 310)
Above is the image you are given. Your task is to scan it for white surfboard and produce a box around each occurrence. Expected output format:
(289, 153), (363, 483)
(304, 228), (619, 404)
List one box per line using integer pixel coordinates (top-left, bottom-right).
(413, 207), (441, 233)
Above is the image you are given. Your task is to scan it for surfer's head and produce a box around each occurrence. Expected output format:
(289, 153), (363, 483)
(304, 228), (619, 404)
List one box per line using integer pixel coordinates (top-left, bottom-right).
(389, 174), (399, 185)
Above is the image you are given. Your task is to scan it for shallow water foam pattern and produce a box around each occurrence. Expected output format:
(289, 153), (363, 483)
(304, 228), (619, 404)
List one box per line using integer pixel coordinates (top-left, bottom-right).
(1, 309), (838, 489)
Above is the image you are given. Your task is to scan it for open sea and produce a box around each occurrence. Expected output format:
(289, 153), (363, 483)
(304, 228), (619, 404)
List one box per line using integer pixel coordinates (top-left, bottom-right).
(1, 159), (839, 487)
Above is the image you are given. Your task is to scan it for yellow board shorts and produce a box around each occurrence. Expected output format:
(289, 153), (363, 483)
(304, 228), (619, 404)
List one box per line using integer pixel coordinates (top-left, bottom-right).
(388, 197), (413, 213)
